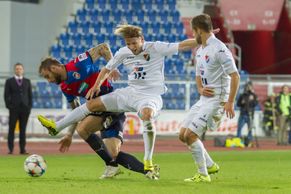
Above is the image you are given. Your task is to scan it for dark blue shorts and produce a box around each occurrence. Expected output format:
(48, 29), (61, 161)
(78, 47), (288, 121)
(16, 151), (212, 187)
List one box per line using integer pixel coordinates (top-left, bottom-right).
(89, 112), (126, 143)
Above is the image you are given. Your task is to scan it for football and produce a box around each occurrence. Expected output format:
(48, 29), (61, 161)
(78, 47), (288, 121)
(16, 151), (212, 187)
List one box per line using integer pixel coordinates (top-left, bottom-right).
(24, 154), (47, 177)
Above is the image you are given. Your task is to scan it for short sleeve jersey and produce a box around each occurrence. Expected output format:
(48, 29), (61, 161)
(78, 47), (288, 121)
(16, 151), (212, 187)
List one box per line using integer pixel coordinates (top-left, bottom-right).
(105, 41), (179, 95)
(60, 52), (112, 102)
(195, 34), (238, 101)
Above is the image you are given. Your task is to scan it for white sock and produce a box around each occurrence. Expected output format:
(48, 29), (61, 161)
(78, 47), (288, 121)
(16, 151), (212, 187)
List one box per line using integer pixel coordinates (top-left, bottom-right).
(188, 139), (208, 176)
(56, 103), (90, 131)
(204, 148), (214, 168)
(142, 120), (156, 161)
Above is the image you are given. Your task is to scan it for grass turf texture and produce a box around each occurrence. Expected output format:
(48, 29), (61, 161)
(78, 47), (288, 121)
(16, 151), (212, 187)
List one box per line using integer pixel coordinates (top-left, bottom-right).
(0, 150), (291, 194)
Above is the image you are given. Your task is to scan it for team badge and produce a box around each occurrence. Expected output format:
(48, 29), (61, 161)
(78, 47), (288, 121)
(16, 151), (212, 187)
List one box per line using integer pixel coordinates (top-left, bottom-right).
(78, 53), (87, 61)
(73, 72), (81, 79)
(143, 53), (150, 61)
(205, 55), (210, 63)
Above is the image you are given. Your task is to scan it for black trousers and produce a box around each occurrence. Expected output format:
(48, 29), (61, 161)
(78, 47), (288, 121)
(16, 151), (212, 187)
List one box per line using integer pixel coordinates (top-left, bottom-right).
(8, 106), (30, 153)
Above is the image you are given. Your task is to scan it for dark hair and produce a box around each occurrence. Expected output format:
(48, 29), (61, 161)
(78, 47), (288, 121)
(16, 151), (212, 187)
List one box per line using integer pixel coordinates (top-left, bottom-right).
(191, 14), (213, 32)
(39, 57), (61, 74)
(14, 63), (23, 68)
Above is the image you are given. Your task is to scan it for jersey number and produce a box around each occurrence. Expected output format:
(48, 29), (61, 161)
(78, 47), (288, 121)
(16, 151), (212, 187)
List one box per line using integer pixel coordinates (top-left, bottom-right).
(202, 77), (208, 85)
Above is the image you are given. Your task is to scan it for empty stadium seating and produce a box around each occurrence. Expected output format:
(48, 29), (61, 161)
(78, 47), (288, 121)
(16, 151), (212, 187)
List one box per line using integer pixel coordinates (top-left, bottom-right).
(35, 0), (249, 110)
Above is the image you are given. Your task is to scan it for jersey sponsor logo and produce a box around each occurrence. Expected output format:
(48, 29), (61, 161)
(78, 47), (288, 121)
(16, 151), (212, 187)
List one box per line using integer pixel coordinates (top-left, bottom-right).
(78, 53), (87, 61)
(126, 56), (134, 59)
(143, 53), (150, 61)
(133, 66), (146, 79)
(78, 82), (89, 94)
(205, 55), (210, 63)
(73, 72), (81, 79)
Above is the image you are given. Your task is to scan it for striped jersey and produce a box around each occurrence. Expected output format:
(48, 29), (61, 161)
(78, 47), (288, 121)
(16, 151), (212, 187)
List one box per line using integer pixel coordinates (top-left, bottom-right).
(60, 52), (112, 102)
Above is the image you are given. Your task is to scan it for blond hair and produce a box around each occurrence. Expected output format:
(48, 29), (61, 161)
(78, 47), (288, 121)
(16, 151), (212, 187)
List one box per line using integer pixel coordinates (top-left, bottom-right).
(114, 24), (143, 38)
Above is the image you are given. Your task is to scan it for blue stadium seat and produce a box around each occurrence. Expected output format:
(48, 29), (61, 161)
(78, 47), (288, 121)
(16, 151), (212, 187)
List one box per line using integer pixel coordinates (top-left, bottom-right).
(146, 10), (157, 23)
(172, 10), (180, 23)
(155, 0), (165, 11)
(151, 22), (161, 35)
(108, 0), (118, 10)
(68, 21), (78, 35)
(134, 10), (145, 23)
(63, 46), (74, 60)
(85, 0), (95, 10)
(71, 33), (82, 46)
(103, 22), (114, 34)
(101, 9), (110, 21)
(96, 33), (105, 43)
(174, 23), (184, 34)
(132, 0), (142, 10)
(84, 34), (93, 47)
(120, 0), (130, 10)
(96, 0), (106, 10)
(80, 22), (90, 35)
(92, 22), (101, 34)
(59, 33), (70, 46)
(167, 0), (176, 10)
(89, 9), (99, 21)
(159, 10), (169, 23)
(123, 12), (133, 23)
(50, 45), (62, 59)
(76, 9), (87, 23)
(143, 0), (153, 11)
(112, 9), (122, 21)
(162, 23), (172, 34)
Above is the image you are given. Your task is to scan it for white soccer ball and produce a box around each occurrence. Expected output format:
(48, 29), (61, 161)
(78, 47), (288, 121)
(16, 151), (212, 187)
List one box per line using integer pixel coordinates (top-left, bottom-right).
(24, 154), (47, 177)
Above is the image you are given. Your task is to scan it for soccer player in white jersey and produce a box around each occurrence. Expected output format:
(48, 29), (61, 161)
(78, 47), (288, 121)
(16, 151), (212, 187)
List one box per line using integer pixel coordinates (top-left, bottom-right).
(37, 24), (201, 174)
(179, 14), (240, 183)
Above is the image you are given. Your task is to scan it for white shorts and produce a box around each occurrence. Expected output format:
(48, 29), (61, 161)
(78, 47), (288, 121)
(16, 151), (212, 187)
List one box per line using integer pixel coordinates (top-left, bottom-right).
(181, 96), (225, 137)
(100, 86), (163, 117)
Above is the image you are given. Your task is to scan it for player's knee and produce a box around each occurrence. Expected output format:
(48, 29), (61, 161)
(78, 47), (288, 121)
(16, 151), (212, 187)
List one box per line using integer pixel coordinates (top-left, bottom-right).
(76, 126), (90, 140)
(184, 130), (198, 145)
(139, 108), (154, 121)
(179, 131), (185, 143)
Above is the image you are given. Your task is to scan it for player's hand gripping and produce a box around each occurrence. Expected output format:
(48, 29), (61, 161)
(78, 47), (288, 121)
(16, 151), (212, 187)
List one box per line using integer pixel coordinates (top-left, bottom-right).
(108, 69), (121, 82)
(58, 134), (73, 153)
(199, 87), (215, 97)
(86, 84), (101, 100)
(224, 101), (235, 119)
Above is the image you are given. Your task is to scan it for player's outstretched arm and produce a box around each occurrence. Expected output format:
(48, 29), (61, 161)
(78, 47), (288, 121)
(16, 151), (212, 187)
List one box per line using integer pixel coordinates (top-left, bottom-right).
(177, 28), (220, 51)
(58, 99), (81, 153)
(88, 43), (113, 63)
(178, 39), (198, 51)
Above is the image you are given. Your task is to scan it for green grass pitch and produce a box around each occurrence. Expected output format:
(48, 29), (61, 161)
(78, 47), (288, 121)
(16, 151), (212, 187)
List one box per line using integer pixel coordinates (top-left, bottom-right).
(1, 150), (291, 194)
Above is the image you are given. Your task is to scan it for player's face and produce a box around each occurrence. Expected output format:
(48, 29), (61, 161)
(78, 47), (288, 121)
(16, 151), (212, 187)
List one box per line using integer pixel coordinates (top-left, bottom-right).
(41, 68), (62, 85)
(124, 37), (144, 55)
(14, 65), (24, 77)
(193, 28), (202, 44)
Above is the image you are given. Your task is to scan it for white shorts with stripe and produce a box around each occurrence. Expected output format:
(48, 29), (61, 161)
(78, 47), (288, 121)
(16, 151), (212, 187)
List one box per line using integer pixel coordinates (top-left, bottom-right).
(181, 96), (225, 137)
(100, 86), (163, 117)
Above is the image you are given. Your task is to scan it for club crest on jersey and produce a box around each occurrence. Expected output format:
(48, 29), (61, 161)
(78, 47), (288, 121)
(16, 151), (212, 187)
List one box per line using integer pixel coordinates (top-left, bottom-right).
(78, 53), (87, 61)
(143, 53), (150, 61)
(73, 72), (81, 79)
(205, 55), (210, 63)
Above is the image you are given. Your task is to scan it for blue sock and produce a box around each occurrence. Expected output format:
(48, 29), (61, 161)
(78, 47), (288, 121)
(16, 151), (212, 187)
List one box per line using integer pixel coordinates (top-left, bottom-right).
(116, 151), (145, 174)
(85, 134), (117, 167)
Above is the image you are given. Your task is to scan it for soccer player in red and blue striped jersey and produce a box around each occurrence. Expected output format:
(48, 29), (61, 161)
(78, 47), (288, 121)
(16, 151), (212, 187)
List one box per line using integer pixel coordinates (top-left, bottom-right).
(39, 43), (159, 179)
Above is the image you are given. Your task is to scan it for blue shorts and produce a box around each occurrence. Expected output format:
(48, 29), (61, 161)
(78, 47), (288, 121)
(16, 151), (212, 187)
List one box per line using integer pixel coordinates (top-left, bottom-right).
(89, 112), (125, 143)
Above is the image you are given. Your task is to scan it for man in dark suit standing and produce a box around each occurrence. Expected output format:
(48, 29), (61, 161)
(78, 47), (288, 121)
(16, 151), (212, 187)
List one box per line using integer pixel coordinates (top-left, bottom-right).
(4, 63), (32, 154)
